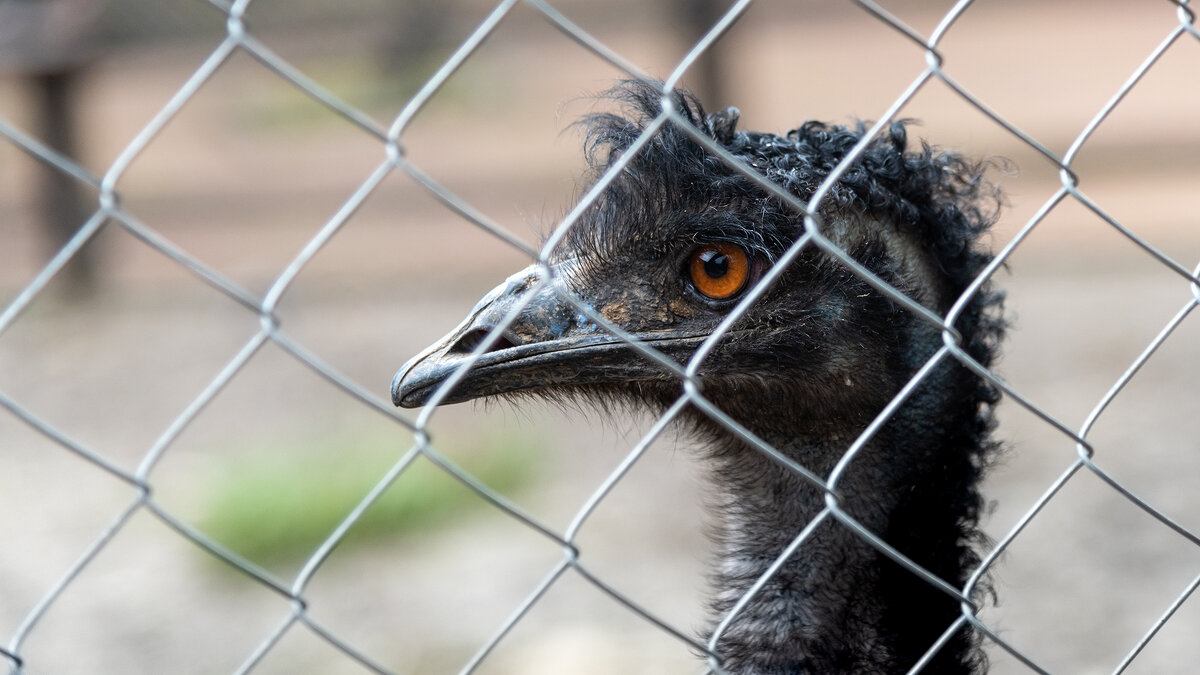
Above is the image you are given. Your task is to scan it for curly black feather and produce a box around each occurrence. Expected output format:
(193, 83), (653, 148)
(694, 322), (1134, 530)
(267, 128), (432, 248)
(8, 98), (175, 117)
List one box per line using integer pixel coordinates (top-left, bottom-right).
(565, 81), (1006, 674)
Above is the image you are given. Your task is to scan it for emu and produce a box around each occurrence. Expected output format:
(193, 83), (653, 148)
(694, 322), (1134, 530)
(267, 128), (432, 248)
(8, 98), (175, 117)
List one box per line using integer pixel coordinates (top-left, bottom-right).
(392, 82), (1004, 674)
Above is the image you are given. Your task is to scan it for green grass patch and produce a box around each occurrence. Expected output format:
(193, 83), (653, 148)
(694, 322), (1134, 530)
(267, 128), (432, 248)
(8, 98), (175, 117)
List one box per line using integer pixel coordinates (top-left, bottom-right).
(198, 431), (541, 570)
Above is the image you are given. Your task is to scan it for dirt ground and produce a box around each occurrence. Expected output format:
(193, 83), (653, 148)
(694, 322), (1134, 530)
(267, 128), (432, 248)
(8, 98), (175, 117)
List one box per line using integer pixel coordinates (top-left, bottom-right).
(1, 1), (1199, 673)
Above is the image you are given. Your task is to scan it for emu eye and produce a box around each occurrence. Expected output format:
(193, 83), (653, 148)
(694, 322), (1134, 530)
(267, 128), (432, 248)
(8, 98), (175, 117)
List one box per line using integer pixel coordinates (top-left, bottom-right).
(688, 243), (750, 300)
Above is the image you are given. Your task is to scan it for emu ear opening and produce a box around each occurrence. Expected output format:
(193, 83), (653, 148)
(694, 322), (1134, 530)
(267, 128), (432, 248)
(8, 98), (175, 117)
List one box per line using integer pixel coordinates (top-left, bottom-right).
(708, 106), (740, 144)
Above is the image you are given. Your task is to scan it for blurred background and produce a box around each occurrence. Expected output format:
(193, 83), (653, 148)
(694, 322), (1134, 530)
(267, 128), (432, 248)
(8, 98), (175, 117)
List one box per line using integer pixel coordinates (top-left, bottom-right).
(1, 0), (1198, 673)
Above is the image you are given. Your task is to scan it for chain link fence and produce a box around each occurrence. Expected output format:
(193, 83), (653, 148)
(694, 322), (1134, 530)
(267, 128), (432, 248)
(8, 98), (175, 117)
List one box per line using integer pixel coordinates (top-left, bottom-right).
(2, 0), (1199, 673)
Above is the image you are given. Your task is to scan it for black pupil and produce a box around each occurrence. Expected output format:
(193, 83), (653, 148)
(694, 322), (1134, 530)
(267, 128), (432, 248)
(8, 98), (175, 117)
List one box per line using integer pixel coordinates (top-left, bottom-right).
(701, 250), (729, 278)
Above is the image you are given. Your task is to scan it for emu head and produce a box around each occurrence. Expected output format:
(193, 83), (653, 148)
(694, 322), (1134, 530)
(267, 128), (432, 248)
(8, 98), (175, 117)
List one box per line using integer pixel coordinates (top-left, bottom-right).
(392, 83), (1001, 437)
(391, 82), (1004, 674)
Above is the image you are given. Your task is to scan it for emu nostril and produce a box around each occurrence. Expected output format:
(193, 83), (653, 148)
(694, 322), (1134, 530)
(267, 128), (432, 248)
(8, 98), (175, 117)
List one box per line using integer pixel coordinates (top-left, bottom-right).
(451, 328), (517, 354)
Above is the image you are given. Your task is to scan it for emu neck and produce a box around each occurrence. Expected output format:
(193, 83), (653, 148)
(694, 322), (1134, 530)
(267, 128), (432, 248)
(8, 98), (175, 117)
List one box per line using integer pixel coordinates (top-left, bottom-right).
(700, 411), (978, 674)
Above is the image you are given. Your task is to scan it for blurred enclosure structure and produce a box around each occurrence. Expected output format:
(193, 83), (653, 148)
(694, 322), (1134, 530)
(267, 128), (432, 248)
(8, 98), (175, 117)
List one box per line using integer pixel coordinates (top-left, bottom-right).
(1, 0), (1199, 673)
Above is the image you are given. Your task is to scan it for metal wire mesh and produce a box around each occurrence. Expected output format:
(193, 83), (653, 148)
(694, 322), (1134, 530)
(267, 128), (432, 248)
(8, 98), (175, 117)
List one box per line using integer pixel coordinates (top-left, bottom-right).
(2, 0), (1199, 673)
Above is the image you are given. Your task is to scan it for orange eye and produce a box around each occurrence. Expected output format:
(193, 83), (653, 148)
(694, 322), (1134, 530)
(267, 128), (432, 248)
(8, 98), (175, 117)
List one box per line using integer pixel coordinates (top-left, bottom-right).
(688, 243), (750, 300)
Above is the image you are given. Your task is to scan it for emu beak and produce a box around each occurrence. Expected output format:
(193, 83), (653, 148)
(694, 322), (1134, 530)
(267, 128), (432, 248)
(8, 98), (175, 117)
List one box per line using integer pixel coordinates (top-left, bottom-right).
(391, 261), (703, 408)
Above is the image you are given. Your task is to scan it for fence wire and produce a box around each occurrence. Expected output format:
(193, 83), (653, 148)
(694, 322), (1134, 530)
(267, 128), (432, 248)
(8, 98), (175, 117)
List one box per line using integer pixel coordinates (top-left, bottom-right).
(2, 0), (1199, 673)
